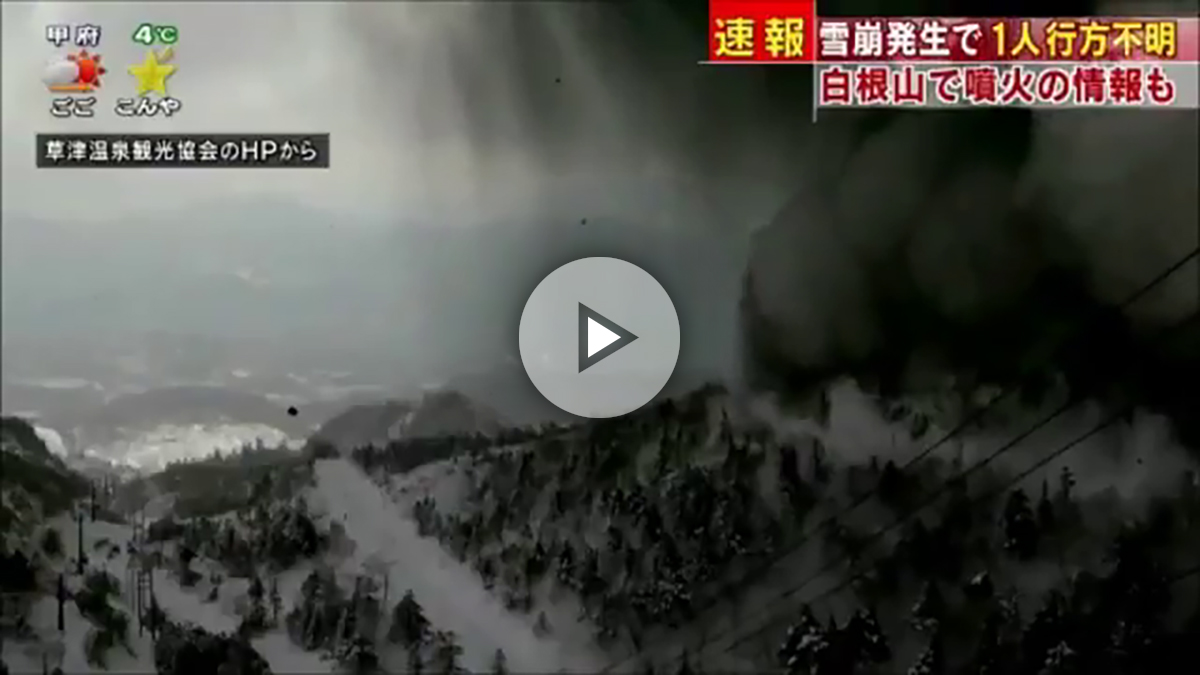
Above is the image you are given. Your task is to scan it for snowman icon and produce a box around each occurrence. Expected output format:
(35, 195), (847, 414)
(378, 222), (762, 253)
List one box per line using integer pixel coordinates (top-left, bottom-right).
(44, 49), (105, 92)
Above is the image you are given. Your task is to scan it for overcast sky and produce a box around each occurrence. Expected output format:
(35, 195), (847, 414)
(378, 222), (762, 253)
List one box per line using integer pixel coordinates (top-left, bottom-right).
(1, 1), (750, 226)
(1, 2), (777, 386)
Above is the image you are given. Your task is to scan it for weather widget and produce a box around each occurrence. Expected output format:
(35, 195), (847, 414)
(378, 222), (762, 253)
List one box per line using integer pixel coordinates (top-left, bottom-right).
(42, 20), (182, 119)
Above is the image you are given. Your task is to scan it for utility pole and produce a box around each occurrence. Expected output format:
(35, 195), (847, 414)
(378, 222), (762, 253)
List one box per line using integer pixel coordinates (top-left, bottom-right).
(57, 573), (65, 632)
(75, 510), (84, 575)
(90, 482), (97, 521)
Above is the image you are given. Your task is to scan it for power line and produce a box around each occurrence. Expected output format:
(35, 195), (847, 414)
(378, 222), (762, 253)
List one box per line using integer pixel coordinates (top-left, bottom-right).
(604, 248), (1198, 671)
(671, 311), (1198, 667)
(728, 398), (1200, 656)
(724, 398), (1136, 654)
(702, 248), (1198, 624)
(1167, 562), (1200, 585)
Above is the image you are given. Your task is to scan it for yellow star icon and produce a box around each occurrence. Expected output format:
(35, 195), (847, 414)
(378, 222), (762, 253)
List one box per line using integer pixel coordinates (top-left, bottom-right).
(128, 47), (175, 96)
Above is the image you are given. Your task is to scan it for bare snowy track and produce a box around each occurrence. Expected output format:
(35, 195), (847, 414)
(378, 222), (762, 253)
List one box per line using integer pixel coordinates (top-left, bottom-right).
(312, 457), (606, 673)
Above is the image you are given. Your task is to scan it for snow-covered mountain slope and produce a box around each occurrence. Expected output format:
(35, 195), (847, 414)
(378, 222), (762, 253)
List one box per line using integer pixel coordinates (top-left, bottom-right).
(84, 423), (296, 473)
(10, 373), (1196, 675)
(311, 457), (606, 673)
(1, 416), (89, 550)
(311, 388), (505, 451)
(1, 513), (331, 675)
(357, 382), (1200, 673)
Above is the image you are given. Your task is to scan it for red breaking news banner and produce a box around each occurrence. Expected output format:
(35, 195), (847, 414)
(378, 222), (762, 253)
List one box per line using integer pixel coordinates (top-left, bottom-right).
(709, 0), (817, 62)
(705, 4), (1199, 110)
(812, 17), (1199, 62)
(810, 17), (1198, 109)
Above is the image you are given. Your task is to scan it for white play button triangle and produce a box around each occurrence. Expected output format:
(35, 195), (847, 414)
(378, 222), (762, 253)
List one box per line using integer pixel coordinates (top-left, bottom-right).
(587, 317), (620, 357)
(578, 303), (638, 372)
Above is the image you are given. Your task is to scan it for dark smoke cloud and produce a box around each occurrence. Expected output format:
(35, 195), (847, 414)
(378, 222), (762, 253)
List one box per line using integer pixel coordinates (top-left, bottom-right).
(350, 1), (1197, 444)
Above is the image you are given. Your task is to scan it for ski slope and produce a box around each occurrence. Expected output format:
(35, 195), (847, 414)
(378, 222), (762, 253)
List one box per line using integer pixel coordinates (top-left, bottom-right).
(0, 514), (330, 674)
(313, 457), (607, 673)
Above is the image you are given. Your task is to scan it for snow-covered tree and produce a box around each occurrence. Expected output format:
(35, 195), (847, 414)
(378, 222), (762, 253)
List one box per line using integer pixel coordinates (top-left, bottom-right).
(338, 635), (380, 674)
(405, 640), (425, 675)
(1021, 591), (1068, 672)
(1037, 480), (1057, 532)
(964, 570), (994, 603)
(387, 590), (429, 646)
(269, 577), (282, 624)
(778, 605), (828, 674)
(1039, 640), (1078, 675)
(490, 648), (508, 675)
(845, 607), (891, 664)
(240, 575), (268, 635)
(430, 630), (464, 673)
(1003, 489), (1039, 560)
(533, 610), (552, 636)
(907, 632), (944, 675)
(911, 581), (946, 634)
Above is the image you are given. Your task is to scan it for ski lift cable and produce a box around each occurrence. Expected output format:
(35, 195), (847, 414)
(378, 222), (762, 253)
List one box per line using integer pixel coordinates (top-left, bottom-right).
(645, 248), (1200, 649)
(650, 310), (1198, 668)
(603, 247), (1199, 672)
(718, 353), (1200, 658)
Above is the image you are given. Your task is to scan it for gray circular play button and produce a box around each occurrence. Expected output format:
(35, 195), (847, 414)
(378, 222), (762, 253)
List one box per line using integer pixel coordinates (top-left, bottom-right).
(519, 257), (680, 418)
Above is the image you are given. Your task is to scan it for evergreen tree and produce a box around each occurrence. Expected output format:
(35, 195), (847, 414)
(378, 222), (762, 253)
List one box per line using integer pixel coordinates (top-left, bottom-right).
(41, 528), (63, 558)
(269, 577), (282, 624)
(533, 611), (552, 636)
(1003, 489), (1039, 560)
(811, 441), (831, 485)
(405, 641), (424, 675)
(490, 648), (508, 675)
(969, 607), (1012, 675)
(1101, 528), (1172, 671)
(907, 632), (944, 675)
(964, 571), (994, 603)
(340, 635), (379, 674)
(1021, 591), (1069, 673)
(845, 607), (891, 665)
(911, 581), (946, 634)
(248, 575), (264, 602)
(241, 575), (267, 633)
(431, 630), (463, 673)
(388, 591), (429, 646)
(1057, 466), (1076, 503)
(1037, 480), (1057, 532)
(877, 460), (910, 510)
(1039, 641), (1079, 675)
(778, 605), (828, 675)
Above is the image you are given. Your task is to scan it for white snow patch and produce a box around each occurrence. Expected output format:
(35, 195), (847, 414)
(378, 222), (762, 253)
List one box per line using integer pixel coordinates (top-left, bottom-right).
(2, 514), (332, 674)
(89, 423), (294, 472)
(34, 425), (70, 458)
(313, 458), (607, 673)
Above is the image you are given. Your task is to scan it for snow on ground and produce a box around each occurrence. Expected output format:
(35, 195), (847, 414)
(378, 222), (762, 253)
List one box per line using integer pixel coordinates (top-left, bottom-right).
(32, 426), (69, 458)
(313, 457), (608, 673)
(91, 423), (295, 472)
(1, 516), (155, 673)
(0, 513), (330, 674)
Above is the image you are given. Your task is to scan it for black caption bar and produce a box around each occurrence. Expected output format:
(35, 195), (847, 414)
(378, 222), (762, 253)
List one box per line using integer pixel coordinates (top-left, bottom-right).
(36, 133), (330, 168)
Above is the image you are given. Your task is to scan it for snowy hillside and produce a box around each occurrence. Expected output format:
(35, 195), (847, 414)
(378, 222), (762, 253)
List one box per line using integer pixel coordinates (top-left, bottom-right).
(1, 416), (89, 550)
(311, 388), (506, 452)
(312, 458), (606, 672)
(0, 513), (328, 674)
(7, 379), (1198, 675)
(354, 382), (1200, 673)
